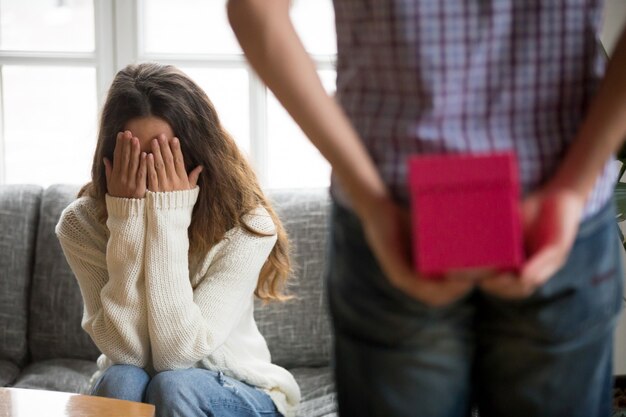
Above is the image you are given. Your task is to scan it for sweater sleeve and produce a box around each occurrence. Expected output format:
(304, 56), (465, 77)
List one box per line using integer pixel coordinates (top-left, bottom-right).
(143, 188), (277, 371)
(55, 196), (150, 367)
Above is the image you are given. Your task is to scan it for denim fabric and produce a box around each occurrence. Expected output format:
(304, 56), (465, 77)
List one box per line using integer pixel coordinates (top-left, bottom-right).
(91, 365), (281, 417)
(327, 201), (623, 417)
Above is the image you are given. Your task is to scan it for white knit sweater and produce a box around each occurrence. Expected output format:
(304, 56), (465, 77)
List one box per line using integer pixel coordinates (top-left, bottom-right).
(55, 187), (300, 416)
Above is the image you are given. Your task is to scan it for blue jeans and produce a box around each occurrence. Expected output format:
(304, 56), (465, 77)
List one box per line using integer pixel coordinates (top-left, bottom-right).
(91, 366), (281, 417)
(327, 201), (624, 417)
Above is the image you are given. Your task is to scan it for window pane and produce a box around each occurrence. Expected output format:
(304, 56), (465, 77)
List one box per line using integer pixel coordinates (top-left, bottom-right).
(0, 0), (94, 52)
(3, 66), (97, 185)
(291, 0), (336, 55)
(142, 0), (241, 55)
(267, 70), (335, 188)
(141, 0), (336, 56)
(181, 68), (250, 154)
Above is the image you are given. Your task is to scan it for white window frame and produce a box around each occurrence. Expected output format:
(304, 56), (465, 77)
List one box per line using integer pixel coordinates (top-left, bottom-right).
(0, 0), (116, 184)
(0, 0), (335, 187)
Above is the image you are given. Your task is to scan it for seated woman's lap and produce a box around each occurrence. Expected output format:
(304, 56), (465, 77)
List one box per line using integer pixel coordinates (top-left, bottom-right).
(92, 366), (280, 417)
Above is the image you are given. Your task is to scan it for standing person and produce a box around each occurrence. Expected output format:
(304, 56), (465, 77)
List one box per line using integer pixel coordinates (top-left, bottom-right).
(55, 62), (300, 417)
(228, 1), (626, 416)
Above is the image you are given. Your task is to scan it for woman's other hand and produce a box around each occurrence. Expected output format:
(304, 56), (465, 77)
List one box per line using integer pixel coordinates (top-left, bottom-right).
(103, 131), (148, 198)
(146, 134), (203, 192)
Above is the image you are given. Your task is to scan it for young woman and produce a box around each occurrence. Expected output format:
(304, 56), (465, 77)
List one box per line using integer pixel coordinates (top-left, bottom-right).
(55, 63), (300, 417)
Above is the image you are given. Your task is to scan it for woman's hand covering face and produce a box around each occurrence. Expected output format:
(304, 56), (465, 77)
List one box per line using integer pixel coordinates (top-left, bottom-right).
(146, 134), (203, 192)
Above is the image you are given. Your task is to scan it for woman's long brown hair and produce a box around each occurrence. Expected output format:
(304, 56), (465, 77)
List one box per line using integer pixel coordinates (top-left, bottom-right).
(79, 63), (291, 302)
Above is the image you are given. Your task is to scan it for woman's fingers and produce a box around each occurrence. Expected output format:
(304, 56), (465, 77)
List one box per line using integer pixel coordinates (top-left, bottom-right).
(112, 132), (124, 175)
(147, 153), (159, 191)
(188, 165), (203, 188)
(157, 134), (177, 179)
(170, 137), (188, 179)
(107, 131), (147, 198)
(127, 137), (141, 181)
(151, 137), (168, 187)
(137, 152), (148, 192)
(134, 135), (195, 191)
(119, 131), (133, 180)
(113, 131), (132, 173)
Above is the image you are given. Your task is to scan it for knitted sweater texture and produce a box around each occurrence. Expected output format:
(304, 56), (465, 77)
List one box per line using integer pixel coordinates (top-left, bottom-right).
(55, 187), (300, 416)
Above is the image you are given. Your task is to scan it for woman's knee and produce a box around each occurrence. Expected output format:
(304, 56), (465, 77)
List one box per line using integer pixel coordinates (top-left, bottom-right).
(92, 365), (150, 402)
(146, 369), (212, 414)
(146, 369), (279, 417)
(146, 369), (213, 399)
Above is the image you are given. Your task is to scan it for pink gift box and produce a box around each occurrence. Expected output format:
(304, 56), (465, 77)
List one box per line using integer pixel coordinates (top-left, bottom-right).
(407, 152), (524, 278)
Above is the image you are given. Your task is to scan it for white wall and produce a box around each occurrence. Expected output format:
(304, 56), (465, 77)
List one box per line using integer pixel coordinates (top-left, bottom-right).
(602, 0), (626, 376)
(602, 0), (626, 54)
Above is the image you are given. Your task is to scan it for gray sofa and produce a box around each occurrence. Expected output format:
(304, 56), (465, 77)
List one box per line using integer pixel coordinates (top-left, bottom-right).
(0, 184), (337, 416)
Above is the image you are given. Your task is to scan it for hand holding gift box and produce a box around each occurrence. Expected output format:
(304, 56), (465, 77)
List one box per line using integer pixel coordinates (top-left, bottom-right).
(408, 152), (524, 278)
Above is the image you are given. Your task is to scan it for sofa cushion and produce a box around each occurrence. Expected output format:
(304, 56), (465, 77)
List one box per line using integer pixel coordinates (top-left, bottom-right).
(255, 189), (332, 368)
(0, 360), (20, 387)
(12, 358), (97, 394)
(291, 367), (337, 417)
(0, 185), (42, 367)
(29, 185), (100, 362)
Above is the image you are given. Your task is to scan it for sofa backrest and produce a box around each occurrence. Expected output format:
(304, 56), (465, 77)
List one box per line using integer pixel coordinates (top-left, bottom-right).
(0, 185), (42, 375)
(29, 185), (100, 362)
(27, 185), (332, 368)
(255, 189), (332, 368)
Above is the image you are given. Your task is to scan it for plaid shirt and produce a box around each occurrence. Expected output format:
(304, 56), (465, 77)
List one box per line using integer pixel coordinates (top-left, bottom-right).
(332, 0), (616, 218)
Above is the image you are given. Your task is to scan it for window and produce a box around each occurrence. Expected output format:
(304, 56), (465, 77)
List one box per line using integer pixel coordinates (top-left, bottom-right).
(0, 0), (103, 185)
(0, 0), (336, 188)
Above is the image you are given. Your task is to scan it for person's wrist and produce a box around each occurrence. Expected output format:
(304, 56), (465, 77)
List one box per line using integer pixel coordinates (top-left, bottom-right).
(543, 147), (607, 205)
(337, 173), (391, 221)
(541, 175), (590, 205)
(352, 192), (393, 223)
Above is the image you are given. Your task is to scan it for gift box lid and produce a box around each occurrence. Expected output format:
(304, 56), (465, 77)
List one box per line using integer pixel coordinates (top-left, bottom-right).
(408, 152), (520, 192)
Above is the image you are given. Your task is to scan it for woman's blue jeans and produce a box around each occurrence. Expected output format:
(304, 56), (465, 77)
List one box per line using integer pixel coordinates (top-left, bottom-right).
(327, 200), (624, 417)
(91, 366), (281, 417)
